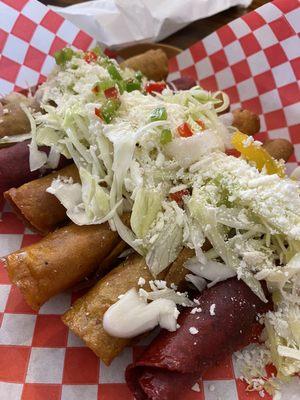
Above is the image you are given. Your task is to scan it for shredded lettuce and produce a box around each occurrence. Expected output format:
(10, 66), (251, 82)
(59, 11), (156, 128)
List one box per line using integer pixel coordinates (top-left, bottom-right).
(21, 103), (47, 171)
(79, 167), (110, 221)
(131, 187), (162, 238)
(0, 133), (32, 145)
(144, 202), (184, 276)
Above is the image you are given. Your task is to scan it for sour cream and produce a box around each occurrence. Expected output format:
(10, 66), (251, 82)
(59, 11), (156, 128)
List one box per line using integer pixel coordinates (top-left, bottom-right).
(103, 288), (179, 339)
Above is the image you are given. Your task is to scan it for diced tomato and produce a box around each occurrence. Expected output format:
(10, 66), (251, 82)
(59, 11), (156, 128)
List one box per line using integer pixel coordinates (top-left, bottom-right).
(177, 122), (193, 137)
(196, 119), (206, 130)
(265, 363), (277, 378)
(94, 107), (103, 120)
(169, 189), (190, 204)
(104, 87), (119, 99)
(225, 148), (240, 158)
(84, 51), (98, 63)
(145, 82), (167, 94)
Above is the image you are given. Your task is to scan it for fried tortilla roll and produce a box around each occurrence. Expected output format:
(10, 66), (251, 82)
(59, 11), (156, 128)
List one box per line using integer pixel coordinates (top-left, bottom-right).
(5, 222), (123, 310)
(5, 164), (79, 234)
(0, 140), (71, 195)
(121, 49), (169, 81)
(62, 254), (154, 365)
(0, 141), (40, 194)
(164, 248), (194, 288)
(62, 248), (195, 365)
(126, 278), (271, 400)
(0, 93), (39, 137)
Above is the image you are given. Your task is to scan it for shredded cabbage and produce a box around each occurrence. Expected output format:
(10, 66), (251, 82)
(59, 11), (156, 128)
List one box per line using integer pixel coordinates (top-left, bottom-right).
(130, 187), (162, 238)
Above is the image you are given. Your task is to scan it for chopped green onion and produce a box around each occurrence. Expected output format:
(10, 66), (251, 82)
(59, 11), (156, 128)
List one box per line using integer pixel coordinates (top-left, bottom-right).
(101, 99), (121, 123)
(107, 64), (122, 81)
(160, 129), (172, 145)
(54, 48), (74, 66)
(150, 107), (167, 122)
(116, 81), (126, 94)
(135, 71), (143, 82)
(125, 79), (141, 92)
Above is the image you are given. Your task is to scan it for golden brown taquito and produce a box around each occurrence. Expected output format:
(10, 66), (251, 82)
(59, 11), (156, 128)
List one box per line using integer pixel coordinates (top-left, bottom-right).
(121, 49), (169, 81)
(5, 164), (79, 234)
(62, 248), (195, 365)
(0, 93), (39, 137)
(5, 222), (124, 310)
(62, 254), (153, 365)
(164, 247), (194, 288)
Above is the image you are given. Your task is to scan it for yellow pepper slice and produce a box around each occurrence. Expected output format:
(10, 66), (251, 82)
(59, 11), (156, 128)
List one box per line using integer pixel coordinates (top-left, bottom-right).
(231, 131), (285, 178)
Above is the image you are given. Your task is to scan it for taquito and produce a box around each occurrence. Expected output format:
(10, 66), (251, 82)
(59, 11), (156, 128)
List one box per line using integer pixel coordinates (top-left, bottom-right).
(4, 222), (124, 310)
(0, 93), (39, 137)
(62, 249), (193, 365)
(121, 49), (169, 81)
(0, 140), (71, 195)
(5, 164), (79, 234)
(126, 279), (271, 400)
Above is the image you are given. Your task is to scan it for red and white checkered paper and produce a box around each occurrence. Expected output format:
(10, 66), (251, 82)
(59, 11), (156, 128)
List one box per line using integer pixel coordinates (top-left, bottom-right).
(0, 0), (97, 96)
(0, 0), (299, 399)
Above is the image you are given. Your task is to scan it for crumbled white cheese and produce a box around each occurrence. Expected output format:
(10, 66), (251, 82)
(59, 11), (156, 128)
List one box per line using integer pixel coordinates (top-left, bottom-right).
(139, 284), (193, 306)
(138, 277), (146, 286)
(190, 307), (202, 314)
(243, 135), (262, 148)
(189, 327), (199, 335)
(169, 184), (188, 194)
(234, 344), (271, 392)
(210, 304), (216, 316)
(150, 280), (167, 290)
(191, 383), (201, 392)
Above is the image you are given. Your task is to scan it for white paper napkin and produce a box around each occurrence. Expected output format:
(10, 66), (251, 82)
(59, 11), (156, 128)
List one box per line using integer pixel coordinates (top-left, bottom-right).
(51, 0), (252, 48)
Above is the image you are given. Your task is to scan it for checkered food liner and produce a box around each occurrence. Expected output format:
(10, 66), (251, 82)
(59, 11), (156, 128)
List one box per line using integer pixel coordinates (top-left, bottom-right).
(0, 0), (300, 399)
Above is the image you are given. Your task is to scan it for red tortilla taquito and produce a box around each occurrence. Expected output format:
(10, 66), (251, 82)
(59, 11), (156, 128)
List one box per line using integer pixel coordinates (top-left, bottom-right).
(0, 141), (41, 194)
(125, 278), (271, 400)
(169, 76), (196, 91)
(0, 140), (71, 195)
(5, 164), (79, 234)
(4, 222), (124, 310)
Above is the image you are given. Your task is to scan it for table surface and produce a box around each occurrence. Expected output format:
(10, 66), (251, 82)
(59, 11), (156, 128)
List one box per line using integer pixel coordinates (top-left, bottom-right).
(42, 0), (270, 50)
